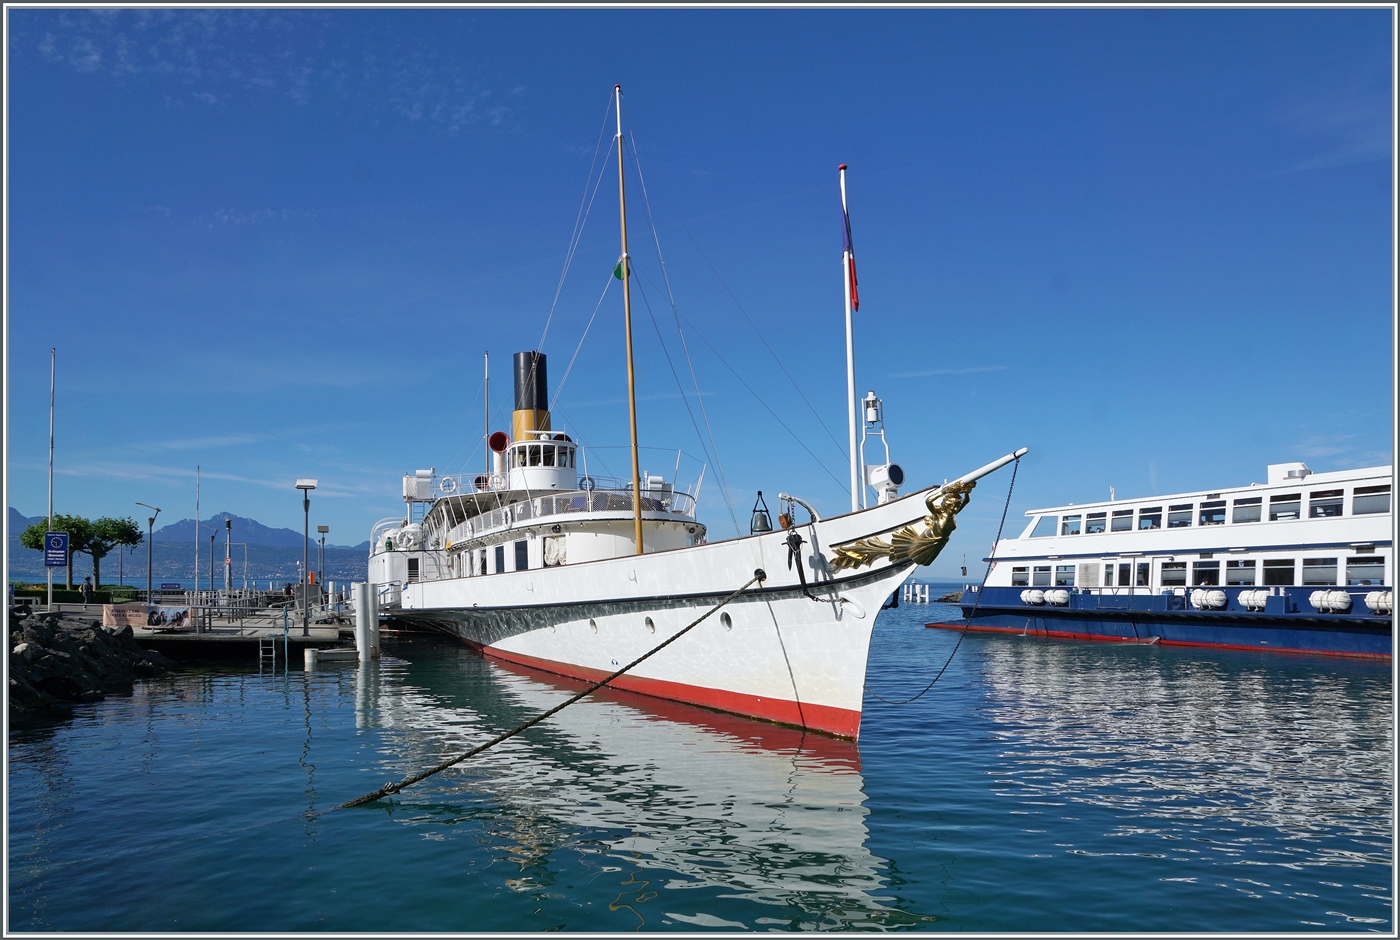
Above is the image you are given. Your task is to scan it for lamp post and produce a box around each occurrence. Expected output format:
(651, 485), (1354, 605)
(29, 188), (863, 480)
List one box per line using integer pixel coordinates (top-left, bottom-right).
(224, 518), (233, 593)
(317, 525), (329, 601)
(135, 502), (161, 609)
(296, 480), (317, 636)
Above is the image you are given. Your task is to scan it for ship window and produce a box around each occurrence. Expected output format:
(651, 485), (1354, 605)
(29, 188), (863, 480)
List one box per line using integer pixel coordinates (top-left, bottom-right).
(1111, 510), (1133, 532)
(1225, 560), (1257, 585)
(1085, 512), (1106, 534)
(1117, 563), (1132, 586)
(1138, 508), (1162, 530)
(1032, 566), (1051, 586)
(1353, 484), (1390, 515)
(1198, 500), (1226, 526)
(1269, 494), (1301, 521)
(1301, 557), (1337, 586)
(1161, 562), (1187, 586)
(494, 545), (505, 574)
(542, 445), (556, 468)
(1078, 563), (1099, 586)
(1061, 515), (1081, 536)
(1232, 496), (1262, 523)
(514, 540), (529, 571)
(1191, 561), (1220, 586)
(407, 557), (419, 584)
(1030, 516), (1057, 538)
(1054, 565), (1075, 586)
(1137, 562), (1151, 586)
(1262, 559), (1294, 585)
(1346, 557), (1385, 586)
(1011, 567), (1029, 587)
(1103, 564), (1114, 586)
(1308, 490), (1343, 518)
(528, 446), (542, 467)
(1167, 504), (1193, 528)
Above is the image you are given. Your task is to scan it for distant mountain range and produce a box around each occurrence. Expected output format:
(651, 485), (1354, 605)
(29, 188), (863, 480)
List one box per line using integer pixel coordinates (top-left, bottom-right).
(9, 508), (365, 550)
(7, 508), (369, 584)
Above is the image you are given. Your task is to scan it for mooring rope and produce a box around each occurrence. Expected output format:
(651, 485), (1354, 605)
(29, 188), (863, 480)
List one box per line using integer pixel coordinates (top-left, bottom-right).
(864, 456), (1021, 706)
(339, 569), (768, 809)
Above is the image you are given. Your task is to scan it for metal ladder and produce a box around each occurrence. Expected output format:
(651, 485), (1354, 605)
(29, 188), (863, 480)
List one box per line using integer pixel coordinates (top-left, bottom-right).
(258, 634), (277, 666)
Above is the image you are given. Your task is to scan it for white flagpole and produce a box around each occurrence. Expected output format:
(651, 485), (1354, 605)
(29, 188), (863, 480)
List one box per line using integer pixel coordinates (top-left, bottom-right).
(840, 166), (859, 513)
(47, 348), (54, 610)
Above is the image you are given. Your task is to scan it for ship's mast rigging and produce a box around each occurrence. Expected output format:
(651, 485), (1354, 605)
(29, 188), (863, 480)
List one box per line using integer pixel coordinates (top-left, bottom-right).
(616, 84), (645, 554)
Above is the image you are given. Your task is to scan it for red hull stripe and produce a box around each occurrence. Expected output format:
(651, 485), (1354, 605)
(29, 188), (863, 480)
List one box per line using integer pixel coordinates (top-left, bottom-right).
(479, 643), (862, 738)
(925, 622), (1392, 661)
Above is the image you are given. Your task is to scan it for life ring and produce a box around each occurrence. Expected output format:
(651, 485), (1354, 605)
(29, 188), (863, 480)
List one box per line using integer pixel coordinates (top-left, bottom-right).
(440, 476), (458, 495)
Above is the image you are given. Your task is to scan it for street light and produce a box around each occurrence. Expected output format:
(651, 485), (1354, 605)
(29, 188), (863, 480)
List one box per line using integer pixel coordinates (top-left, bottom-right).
(317, 525), (329, 600)
(135, 502), (161, 609)
(296, 479), (317, 636)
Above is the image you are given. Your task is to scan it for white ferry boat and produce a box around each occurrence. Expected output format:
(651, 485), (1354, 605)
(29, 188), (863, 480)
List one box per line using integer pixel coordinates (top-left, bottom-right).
(936, 462), (1393, 658)
(363, 86), (1024, 738)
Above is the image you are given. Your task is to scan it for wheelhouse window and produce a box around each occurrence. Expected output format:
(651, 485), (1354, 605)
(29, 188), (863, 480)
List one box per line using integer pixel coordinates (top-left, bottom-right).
(1192, 561), (1220, 586)
(542, 445), (556, 468)
(1232, 496), (1262, 523)
(1226, 559), (1257, 586)
(1054, 565), (1075, 586)
(1301, 557), (1338, 586)
(1085, 512), (1107, 534)
(1030, 516), (1058, 538)
(1138, 508), (1162, 530)
(1352, 484), (1390, 515)
(1061, 515), (1082, 536)
(1011, 567), (1030, 587)
(528, 446), (542, 467)
(1262, 559), (1294, 585)
(1308, 490), (1343, 518)
(1198, 500), (1226, 526)
(1167, 504), (1193, 528)
(1269, 494), (1301, 521)
(1111, 509), (1134, 532)
(1346, 557), (1385, 586)
(1032, 566), (1051, 586)
(1161, 562), (1187, 586)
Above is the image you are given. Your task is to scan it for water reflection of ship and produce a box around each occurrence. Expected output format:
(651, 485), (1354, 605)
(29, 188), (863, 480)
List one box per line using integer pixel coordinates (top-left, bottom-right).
(973, 640), (1393, 845)
(353, 645), (925, 928)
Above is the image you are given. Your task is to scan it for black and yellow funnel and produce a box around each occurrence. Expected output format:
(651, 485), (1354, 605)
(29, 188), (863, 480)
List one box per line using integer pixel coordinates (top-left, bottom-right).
(512, 351), (550, 442)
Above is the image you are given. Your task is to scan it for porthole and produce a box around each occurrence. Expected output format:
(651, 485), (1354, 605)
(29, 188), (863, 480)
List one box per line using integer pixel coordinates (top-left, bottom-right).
(645, 616), (655, 634)
(589, 618), (598, 634)
(720, 612), (733, 631)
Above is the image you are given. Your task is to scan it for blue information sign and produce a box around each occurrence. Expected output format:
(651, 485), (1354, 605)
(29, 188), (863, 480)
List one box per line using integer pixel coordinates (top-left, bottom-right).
(44, 531), (68, 568)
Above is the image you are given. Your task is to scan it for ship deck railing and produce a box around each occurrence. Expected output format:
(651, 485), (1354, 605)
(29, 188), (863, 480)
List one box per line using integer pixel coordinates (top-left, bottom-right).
(441, 487), (696, 548)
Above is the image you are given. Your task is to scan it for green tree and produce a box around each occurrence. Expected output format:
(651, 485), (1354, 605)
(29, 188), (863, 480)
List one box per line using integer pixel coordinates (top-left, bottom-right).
(19, 514), (92, 589)
(85, 517), (144, 588)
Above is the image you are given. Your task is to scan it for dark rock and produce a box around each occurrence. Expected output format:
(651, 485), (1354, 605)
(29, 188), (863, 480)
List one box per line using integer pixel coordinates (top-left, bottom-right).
(937, 591), (965, 603)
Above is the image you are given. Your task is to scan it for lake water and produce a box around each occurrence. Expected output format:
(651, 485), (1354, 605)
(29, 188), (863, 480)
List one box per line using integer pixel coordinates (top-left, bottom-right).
(8, 596), (1393, 932)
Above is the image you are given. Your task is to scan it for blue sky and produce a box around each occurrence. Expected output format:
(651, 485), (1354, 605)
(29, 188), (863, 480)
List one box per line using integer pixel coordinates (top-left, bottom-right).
(5, 8), (1393, 571)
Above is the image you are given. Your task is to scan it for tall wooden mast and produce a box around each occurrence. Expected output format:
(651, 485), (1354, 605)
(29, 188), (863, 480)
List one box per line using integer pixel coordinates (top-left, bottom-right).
(616, 84), (644, 554)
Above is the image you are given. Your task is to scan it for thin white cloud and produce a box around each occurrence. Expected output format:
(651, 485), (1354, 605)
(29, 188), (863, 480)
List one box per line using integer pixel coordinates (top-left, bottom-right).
(889, 365), (1006, 379)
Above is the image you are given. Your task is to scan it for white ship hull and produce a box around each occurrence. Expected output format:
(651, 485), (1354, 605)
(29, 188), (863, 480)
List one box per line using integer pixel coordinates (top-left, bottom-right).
(391, 490), (940, 738)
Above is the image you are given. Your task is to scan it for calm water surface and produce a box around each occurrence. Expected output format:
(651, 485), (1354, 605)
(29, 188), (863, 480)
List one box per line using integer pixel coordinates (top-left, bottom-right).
(8, 598), (1393, 931)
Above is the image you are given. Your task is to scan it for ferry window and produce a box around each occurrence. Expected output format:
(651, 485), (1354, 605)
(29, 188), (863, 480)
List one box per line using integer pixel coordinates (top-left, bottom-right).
(1308, 490), (1343, 518)
(494, 545), (505, 574)
(1061, 515), (1081, 536)
(1078, 563), (1099, 587)
(1346, 557), (1385, 586)
(1085, 512), (1106, 534)
(1111, 510), (1133, 532)
(1054, 565), (1075, 586)
(1167, 504), (1193, 528)
(1191, 561), (1220, 586)
(1138, 508), (1162, 530)
(407, 558), (419, 583)
(528, 446), (542, 467)
(1232, 496), (1262, 523)
(1352, 484), (1390, 515)
(1301, 557), (1337, 586)
(1011, 567), (1029, 587)
(1103, 564), (1114, 586)
(542, 445), (556, 468)
(1160, 562), (1187, 586)
(1269, 494), (1301, 521)
(1030, 516), (1057, 538)
(1117, 562), (1132, 586)
(1032, 566), (1051, 586)
(1226, 559), (1257, 586)
(1136, 562), (1150, 586)
(1262, 559), (1294, 585)
(515, 540), (529, 571)
(1198, 500), (1226, 526)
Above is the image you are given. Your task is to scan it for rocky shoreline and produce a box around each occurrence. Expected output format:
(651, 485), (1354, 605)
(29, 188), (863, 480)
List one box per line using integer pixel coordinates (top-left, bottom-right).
(9, 611), (177, 730)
